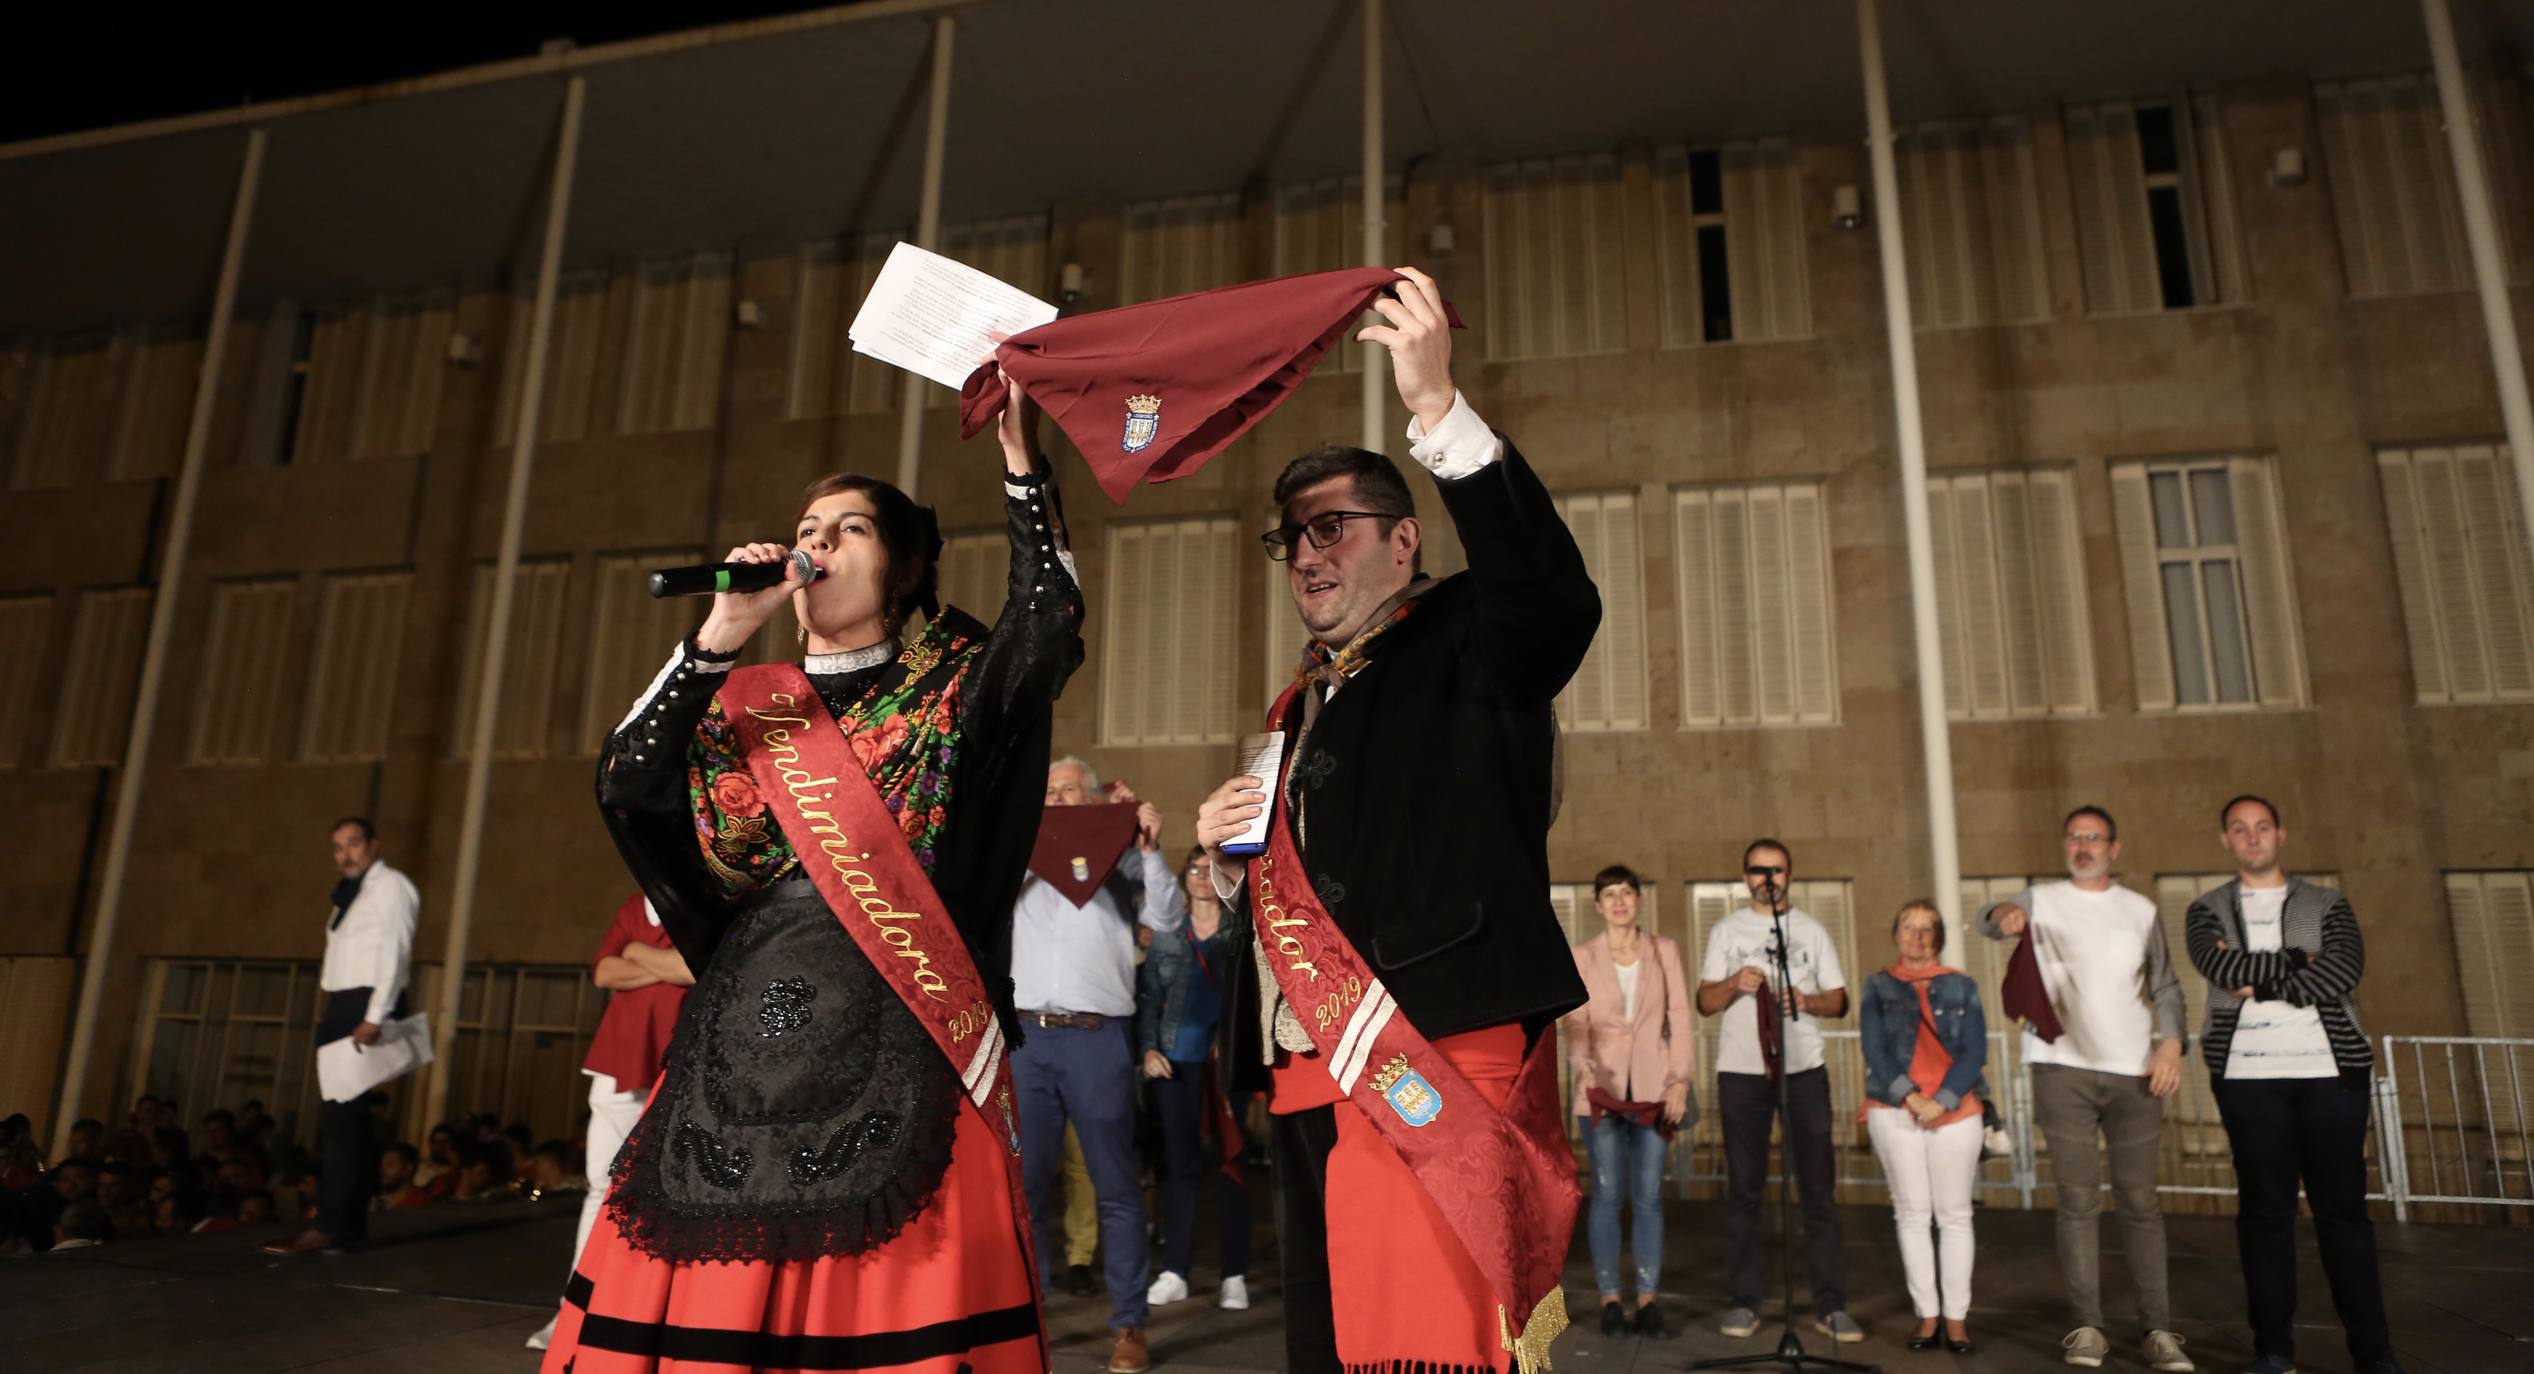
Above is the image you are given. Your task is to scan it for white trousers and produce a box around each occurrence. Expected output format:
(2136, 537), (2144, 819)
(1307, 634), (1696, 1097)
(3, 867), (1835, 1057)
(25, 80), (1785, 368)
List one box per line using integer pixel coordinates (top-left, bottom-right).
(571, 1073), (649, 1270)
(1866, 1107), (1981, 1319)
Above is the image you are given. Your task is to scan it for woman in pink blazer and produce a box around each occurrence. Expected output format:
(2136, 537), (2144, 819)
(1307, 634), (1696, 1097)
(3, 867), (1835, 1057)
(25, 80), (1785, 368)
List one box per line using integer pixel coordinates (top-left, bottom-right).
(1562, 865), (1696, 1339)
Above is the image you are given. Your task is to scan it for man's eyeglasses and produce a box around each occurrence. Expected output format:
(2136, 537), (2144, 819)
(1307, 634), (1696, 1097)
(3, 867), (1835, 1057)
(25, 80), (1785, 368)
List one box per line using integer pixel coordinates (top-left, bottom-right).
(1261, 510), (1393, 561)
(2063, 832), (2111, 846)
(1745, 865), (1786, 878)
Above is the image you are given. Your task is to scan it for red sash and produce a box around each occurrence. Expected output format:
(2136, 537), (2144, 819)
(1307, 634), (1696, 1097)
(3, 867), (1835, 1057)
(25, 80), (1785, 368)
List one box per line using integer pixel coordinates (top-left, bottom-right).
(719, 664), (1045, 1357)
(1248, 684), (1576, 1373)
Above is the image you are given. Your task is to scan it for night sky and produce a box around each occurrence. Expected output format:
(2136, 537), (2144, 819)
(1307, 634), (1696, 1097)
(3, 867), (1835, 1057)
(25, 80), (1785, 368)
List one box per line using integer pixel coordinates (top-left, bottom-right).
(4, 4), (835, 144)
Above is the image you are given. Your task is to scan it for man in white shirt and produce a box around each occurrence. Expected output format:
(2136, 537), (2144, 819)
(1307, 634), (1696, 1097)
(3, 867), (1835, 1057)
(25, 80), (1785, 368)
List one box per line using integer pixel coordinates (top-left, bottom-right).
(1009, 757), (1185, 1371)
(2186, 796), (2400, 1374)
(265, 816), (419, 1257)
(1696, 839), (1860, 1344)
(1980, 806), (2191, 1372)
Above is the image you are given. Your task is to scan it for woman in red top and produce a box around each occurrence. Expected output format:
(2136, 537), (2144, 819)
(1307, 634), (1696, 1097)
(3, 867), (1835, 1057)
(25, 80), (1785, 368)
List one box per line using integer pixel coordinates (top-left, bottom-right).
(1859, 899), (1988, 1354)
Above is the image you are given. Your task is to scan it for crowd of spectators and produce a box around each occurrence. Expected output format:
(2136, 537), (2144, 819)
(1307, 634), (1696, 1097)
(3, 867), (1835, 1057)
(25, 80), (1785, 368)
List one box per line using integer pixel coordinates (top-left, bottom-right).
(1, 1094), (587, 1257)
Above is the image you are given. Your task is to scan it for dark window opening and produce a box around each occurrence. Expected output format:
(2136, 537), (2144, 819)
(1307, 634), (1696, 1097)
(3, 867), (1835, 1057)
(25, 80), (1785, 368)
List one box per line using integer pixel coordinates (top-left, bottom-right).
(1689, 149), (1724, 216)
(2145, 187), (2197, 308)
(2136, 105), (2180, 176)
(272, 310), (317, 467)
(1697, 224), (1733, 341)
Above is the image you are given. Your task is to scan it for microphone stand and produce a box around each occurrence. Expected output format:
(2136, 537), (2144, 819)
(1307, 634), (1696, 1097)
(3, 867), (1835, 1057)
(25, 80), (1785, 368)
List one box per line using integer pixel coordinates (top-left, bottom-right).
(1688, 879), (1878, 1374)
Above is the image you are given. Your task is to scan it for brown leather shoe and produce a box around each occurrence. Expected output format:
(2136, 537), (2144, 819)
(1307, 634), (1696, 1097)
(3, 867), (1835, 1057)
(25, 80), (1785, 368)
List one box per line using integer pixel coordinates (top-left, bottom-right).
(1107, 1326), (1151, 1374)
(257, 1228), (339, 1257)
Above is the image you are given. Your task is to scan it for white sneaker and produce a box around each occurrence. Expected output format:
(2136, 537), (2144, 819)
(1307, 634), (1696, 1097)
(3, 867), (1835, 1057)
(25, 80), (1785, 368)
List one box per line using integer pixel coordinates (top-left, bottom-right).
(524, 1315), (556, 1350)
(1219, 1275), (1250, 1310)
(1146, 1270), (1190, 1306)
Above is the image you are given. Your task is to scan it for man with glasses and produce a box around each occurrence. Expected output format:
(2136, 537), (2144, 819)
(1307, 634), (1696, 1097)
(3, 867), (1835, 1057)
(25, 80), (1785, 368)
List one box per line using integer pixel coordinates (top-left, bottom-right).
(1193, 266), (1598, 1374)
(1695, 838), (1861, 1344)
(1980, 806), (2193, 1372)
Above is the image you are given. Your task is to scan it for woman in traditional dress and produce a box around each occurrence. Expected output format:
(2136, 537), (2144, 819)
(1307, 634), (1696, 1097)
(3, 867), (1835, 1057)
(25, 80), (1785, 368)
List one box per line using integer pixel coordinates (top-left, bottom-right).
(543, 392), (1082, 1374)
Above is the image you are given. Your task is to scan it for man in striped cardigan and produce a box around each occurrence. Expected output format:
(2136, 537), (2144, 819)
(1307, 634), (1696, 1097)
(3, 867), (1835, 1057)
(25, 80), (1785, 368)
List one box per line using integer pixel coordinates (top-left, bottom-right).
(2185, 795), (2403, 1374)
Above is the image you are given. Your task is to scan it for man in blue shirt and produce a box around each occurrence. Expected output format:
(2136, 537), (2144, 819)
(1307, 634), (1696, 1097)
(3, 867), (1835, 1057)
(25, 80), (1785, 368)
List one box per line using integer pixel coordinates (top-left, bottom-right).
(1010, 756), (1186, 1373)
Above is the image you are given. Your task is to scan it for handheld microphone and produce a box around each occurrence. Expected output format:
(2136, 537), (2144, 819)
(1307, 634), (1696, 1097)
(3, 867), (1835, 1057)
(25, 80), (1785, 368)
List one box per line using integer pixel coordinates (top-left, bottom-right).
(647, 549), (824, 599)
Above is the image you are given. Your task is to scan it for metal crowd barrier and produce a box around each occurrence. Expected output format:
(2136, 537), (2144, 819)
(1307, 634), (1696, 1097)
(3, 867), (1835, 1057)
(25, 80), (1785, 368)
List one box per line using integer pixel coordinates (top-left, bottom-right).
(1604, 1028), (2534, 1224)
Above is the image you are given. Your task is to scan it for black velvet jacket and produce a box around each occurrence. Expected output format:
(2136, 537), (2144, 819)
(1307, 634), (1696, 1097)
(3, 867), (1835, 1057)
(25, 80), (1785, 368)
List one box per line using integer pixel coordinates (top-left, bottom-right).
(596, 476), (1085, 1047)
(1216, 437), (1597, 1090)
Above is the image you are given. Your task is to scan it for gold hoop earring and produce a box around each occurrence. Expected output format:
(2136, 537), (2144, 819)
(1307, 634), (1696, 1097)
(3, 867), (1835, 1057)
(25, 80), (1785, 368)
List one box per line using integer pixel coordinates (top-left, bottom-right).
(795, 623), (806, 646)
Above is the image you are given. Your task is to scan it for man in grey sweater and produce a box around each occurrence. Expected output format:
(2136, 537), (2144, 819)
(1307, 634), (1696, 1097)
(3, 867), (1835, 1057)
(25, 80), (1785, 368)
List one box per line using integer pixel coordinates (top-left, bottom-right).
(1981, 805), (2192, 1372)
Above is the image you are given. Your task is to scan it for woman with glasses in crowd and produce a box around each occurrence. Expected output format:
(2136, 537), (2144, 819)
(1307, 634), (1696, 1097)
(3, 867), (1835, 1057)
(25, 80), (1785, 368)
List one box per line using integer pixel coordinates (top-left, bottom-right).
(1859, 898), (1987, 1354)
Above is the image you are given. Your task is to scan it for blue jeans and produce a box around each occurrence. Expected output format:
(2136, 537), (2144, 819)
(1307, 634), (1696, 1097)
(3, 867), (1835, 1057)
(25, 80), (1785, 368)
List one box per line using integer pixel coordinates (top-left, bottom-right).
(1586, 1115), (1668, 1298)
(1153, 1061), (1251, 1281)
(1013, 1020), (1149, 1331)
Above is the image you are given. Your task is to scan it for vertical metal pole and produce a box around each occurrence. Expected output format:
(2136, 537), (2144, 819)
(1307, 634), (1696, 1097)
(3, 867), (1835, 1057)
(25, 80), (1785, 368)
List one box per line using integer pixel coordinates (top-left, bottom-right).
(51, 129), (266, 1156)
(2423, 0), (2534, 550)
(1857, 0), (1963, 952)
(1360, 0), (1387, 453)
(423, 77), (586, 1129)
(896, 15), (956, 497)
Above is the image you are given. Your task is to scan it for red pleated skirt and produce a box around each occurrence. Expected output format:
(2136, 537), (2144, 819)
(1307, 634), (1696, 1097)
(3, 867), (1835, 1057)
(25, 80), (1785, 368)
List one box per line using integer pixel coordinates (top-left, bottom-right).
(542, 1100), (1045, 1374)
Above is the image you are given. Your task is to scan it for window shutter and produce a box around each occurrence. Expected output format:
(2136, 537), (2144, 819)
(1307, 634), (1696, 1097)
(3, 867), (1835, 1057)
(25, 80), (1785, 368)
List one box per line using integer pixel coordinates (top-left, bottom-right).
(1555, 495), (1606, 729)
(1928, 479), (1971, 715)
(110, 331), (206, 482)
(1748, 487), (1793, 721)
(1548, 885), (1582, 942)
(1675, 482), (1835, 727)
(2109, 463), (2177, 710)
(1102, 517), (1238, 746)
(789, 241), (842, 420)
(187, 578), (298, 765)
(292, 307), (365, 465)
(1952, 476), (2009, 715)
(50, 587), (151, 767)
(2064, 103), (2160, 314)
(2378, 449), (2453, 701)
(1722, 140), (1811, 342)
(2316, 76), (2471, 297)
(12, 336), (124, 489)
(1784, 483), (1837, 723)
(2456, 446), (2534, 696)
(1796, 879), (1858, 1001)
(346, 293), (451, 460)
(1989, 473), (2050, 713)
(1263, 558), (1307, 720)
(497, 273), (610, 444)
(451, 560), (572, 759)
(1652, 148), (1703, 348)
(1121, 194), (1242, 305)
(935, 532), (1006, 627)
(1899, 119), (2047, 328)
(2449, 871), (2534, 1039)
(618, 254), (729, 435)
(2184, 94), (2249, 305)
(300, 571), (412, 763)
(1483, 154), (1628, 359)
(2226, 457), (2307, 708)
(0, 596), (55, 769)
(1674, 491), (1724, 724)
(2029, 469), (2099, 713)
(581, 551), (704, 754)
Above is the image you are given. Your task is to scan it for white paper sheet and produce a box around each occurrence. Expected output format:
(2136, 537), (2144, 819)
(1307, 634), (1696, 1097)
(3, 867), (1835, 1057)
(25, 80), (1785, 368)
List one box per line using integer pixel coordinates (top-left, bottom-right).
(848, 241), (1059, 391)
(316, 1013), (435, 1103)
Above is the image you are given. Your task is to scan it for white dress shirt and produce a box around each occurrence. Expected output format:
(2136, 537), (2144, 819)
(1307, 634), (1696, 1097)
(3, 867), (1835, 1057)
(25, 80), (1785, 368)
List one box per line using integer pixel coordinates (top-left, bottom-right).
(320, 860), (420, 1025)
(1012, 846), (1187, 1017)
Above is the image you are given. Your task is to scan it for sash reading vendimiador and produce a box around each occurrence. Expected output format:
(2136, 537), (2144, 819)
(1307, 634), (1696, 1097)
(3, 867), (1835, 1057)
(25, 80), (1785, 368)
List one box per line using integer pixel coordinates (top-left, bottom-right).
(1250, 682), (1577, 1374)
(719, 664), (1045, 1346)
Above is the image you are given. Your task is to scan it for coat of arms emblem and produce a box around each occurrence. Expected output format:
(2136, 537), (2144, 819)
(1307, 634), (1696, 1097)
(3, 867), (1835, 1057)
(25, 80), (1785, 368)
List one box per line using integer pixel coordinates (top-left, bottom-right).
(1121, 393), (1161, 453)
(1370, 1053), (1443, 1126)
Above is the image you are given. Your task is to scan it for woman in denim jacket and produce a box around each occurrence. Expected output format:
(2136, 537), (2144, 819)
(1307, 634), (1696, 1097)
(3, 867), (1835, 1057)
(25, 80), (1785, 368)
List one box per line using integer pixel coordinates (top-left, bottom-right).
(1136, 848), (1252, 1312)
(1859, 898), (1988, 1353)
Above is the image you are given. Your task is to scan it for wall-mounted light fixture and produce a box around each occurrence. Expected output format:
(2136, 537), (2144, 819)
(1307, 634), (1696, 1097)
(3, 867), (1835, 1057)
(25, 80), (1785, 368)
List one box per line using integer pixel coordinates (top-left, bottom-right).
(2268, 147), (2308, 187)
(1831, 183), (1865, 231)
(1058, 261), (1088, 305)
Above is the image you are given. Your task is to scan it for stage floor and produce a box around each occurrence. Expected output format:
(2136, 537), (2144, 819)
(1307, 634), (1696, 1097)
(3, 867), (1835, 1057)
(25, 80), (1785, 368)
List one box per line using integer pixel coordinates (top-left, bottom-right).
(3, 1194), (2525, 1373)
